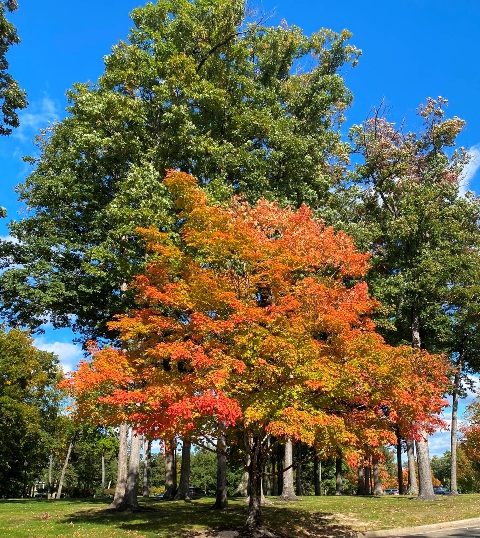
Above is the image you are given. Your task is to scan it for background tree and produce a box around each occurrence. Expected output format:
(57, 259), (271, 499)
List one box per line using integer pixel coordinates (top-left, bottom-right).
(0, 0), (27, 136)
(348, 97), (480, 500)
(0, 326), (61, 497)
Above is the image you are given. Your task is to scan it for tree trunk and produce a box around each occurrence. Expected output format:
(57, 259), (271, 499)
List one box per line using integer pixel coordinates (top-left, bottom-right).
(416, 429), (436, 500)
(357, 465), (366, 495)
(278, 438), (298, 501)
(364, 465), (372, 495)
(412, 308), (436, 500)
(264, 437), (273, 496)
(450, 352), (463, 495)
(373, 457), (383, 495)
(47, 454), (54, 499)
(335, 455), (343, 495)
(109, 423), (129, 509)
(395, 430), (404, 494)
(244, 435), (275, 537)
(406, 440), (418, 495)
(143, 438), (152, 498)
(212, 429), (228, 509)
(101, 449), (106, 497)
(175, 438), (191, 500)
(236, 455), (250, 497)
(163, 438), (177, 500)
(55, 436), (74, 499)
(314, 454), (321, 496)
(119, 428), (141, 510)
(276, 443), (283, 496)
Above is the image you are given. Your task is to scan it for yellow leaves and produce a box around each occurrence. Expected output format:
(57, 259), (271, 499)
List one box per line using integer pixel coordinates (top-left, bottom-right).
(63, 170), (450, 450)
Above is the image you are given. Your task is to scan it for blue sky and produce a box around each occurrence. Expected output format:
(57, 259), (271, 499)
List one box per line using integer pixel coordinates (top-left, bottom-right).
(2, 0), (480, 456)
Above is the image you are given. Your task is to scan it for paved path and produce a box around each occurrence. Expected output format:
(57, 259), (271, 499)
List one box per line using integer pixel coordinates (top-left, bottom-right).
(362, 518), (480, 538)
(196, 518), (480, 538)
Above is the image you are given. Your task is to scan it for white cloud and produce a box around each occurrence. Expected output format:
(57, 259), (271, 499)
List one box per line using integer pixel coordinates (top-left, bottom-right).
(428, 430), (452, 457)
(33, 336), (83, 374)
(0, 235), (19, 244)
(459, 145), (480, 195)
(13, 95), (61, 143)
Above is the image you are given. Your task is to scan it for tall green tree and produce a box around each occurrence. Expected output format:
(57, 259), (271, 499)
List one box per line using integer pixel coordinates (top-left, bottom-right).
(0, 1), (360, 512)
(0, 0), (359, 343)
(0, 326), (61, 497)
(0, 0), (27, 136)
(348, 97), (480, 500)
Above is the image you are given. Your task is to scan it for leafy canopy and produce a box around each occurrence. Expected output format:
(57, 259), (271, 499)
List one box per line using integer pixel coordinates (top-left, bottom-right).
(0, 326), (61, 496)
(0, 0), (360, 343)
(62, 171), (451, 457)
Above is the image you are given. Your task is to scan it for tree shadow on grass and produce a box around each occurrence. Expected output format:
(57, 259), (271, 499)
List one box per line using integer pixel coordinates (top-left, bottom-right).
(262, 505), (360, 538)
(59, 499), (361, 538)
(61, 499), (247, 537)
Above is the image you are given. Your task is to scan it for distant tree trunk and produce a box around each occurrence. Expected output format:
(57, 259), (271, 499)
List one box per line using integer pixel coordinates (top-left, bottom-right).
(264, 437), (273, 496)
(236, 455), (250, 497)
(212, 428), (228, 509)
(373, 457), (383, 495)
(277, 443), (283, 495)
(109, 423), (129, 509)
(56, 436), (75, 499)
(364, 465), (372, 494)
(163, 439), (177, 500)
(175, 438), (191, 500)
(117, 428), (141, 511)
(406, 440), (418, 495)
(267, 450), (274, 496)
(47, 454), (54, 499)
(395, 430), (404, 494)
(143, 438), (152, 498)
(278, 438), (298, 501)
(416, 429), (436, 500)
(314, 453), (321, 496)
(335, 456), (343, 495)
(101, 449), (106, 496)
(295, 442), (302, 496)
(450, 351), (463, 495)
(357, 465), (366, 495)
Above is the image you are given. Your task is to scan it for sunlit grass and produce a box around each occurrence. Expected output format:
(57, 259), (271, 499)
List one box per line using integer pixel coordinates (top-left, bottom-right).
(1, 494), (480, 537)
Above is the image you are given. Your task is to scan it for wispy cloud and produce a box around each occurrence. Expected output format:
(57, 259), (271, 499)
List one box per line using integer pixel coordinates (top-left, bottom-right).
(33, 336), (83, 375)
(460, 144), (480, 195)
(13, 95), (62, 144)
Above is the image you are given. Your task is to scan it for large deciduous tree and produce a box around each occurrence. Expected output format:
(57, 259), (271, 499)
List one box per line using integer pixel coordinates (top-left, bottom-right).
(62, 171), (451, 534)
(348, 97), (480, 499)
(0, 0), (359, 342)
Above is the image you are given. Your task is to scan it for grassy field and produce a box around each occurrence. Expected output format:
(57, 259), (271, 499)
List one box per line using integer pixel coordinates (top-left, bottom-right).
(2, 494), (480, 537)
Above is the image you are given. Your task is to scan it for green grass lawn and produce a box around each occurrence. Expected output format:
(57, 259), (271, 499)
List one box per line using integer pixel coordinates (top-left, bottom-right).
(1, 494), (480, 537)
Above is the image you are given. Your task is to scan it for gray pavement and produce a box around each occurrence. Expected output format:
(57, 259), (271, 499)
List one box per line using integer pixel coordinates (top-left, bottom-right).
(197, 518), (480, 537)
(362, 518), (480, 538)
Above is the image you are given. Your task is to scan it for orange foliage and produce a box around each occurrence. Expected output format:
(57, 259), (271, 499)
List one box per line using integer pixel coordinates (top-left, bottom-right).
(61, 171), (451, 454)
